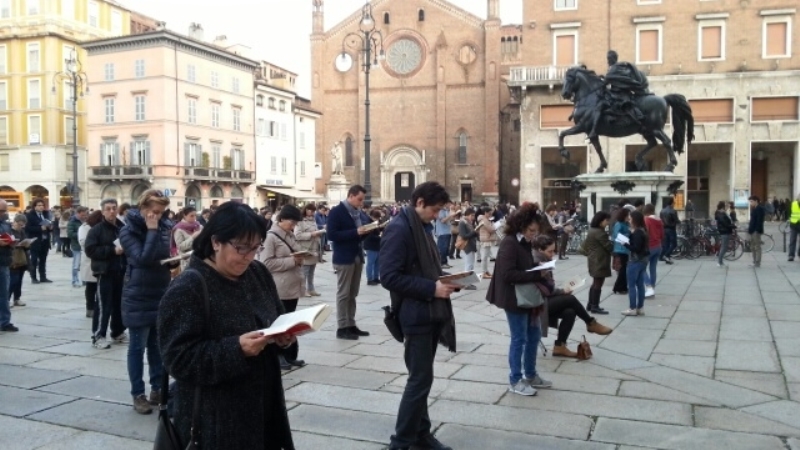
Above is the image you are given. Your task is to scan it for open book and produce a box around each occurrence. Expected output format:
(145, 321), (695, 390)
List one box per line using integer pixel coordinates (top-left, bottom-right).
(527, 260), (557, 272)
(439, 271), (481, 287)
(474, 222), (485, 232)
(257, 303), (331, 337)
(160, 251), (192, 265)
(614, 234), (630, 245)
(362, 221), (381, 231)
(291, 251), (312, 257)
(560, 275), (585, 292)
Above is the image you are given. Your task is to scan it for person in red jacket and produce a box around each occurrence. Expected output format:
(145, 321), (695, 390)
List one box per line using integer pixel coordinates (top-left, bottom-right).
(643, 204), (663, 298)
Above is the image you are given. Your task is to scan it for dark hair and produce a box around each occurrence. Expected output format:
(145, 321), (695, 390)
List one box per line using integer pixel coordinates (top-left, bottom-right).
(193, 202), (267, 260)
(369, 209), (382, 220)
(31, 197), (45, 208)
(590, 211), (610, 228)
(643, 204), (655, 215)
(119, 202), (131, 213)
(347, 185), (367, 197)
(86, 210), (104, 226)
(615, 207), (630, 223)
(278, 204), (303, 222)
(617, 198), (630, 207)
(545, 205), (558, 213)
(100, 198), (118, 209)
(716, 201), (726, 210)
(533, 234), (555, 251)
(630, 210), (646, 229)
(748, 195), (760, 203)
(410, 181), (450, 207)
(75, 206), (89, 214)
(504, 203), (541, 235)
(201, 208), (211, 215)
(182, 206), (197, 215)
(634, 199), (645, 208)
(303, 204), (317, 217)
(664, 197), (674, 207)
(464, 207), (476, 217)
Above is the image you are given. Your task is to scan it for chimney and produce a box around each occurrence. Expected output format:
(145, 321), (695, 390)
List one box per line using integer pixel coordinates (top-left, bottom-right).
(213, 35), (228, 48)
(188, 22), (204, 40)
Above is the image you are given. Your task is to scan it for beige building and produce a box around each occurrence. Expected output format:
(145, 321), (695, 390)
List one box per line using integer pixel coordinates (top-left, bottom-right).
(509, 0), (799, 218)
(83, 28), (259, 209)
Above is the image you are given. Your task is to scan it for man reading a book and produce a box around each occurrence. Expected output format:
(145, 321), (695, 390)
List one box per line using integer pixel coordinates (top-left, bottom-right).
(380, 181), (458, 450)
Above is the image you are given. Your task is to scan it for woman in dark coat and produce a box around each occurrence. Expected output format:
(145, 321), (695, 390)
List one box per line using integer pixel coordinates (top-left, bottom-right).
(583, 211), (612, 314)
(458, 208), (479, 290)
(119, 189), (173, 414)
(158, 202), (295, 450)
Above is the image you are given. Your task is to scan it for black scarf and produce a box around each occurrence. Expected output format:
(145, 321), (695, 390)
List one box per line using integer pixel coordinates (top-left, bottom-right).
(405, 206), (457, 352)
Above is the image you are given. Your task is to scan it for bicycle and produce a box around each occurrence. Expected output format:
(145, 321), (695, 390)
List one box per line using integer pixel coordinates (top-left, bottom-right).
(737, 230), (775, 253)
(779, 220), (790, 234)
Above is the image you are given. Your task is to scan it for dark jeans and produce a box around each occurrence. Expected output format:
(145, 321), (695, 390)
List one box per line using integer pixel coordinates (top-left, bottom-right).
(436, 235), (450, 265)
(9, 268), (25, 301)
(390, 323), (443, 449)
(662, 228), (677, 259)
(558, 232), (569, 258)
(127, 325), (162, 397)
(85, 281), (98, 312)
(365, 250), (380, 281)
(0, 266), (9, 327)
(612, 253), (629, 292)
(93, 272), (125, 340)
(789, 225), (799, 258)
(448, 232), (460, 257)
(280, 299), (299, 361)
(29, 239), (50, 280)
(627, 260), (647, 309)
(548, 294), (593, 344)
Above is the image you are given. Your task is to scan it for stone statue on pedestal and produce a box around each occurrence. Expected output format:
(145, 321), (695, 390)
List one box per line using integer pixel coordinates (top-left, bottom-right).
(331, 141), (344, 175)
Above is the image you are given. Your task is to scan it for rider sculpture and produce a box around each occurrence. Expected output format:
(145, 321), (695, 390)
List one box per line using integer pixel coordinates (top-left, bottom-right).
(587, 50), (650, 139)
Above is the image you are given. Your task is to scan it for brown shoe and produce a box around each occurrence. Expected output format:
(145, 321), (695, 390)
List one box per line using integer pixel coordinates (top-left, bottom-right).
(133, 394), (153, 414)
(552, 344), (578, 358)
(587, 319), (613, 335)
(482, 272), (493, 279)
(148, 390), (161, 406)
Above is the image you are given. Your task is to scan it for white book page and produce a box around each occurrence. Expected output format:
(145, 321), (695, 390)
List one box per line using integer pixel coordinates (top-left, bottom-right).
(257, 304), (331, 337)
(527, 260), (557, 272)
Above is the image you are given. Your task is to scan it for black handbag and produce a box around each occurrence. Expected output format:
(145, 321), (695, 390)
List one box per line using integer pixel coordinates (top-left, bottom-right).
(383, 291), (405, 343)
(153, 269), (208, 450)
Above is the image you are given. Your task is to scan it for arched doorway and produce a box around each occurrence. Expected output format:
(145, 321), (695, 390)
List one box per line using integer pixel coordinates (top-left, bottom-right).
(394, 172), (415, 202)
(100, 183), (123, 205)
(210, 185), (224, 198)
(25, 185), (50, 208)
(380, 147), (427, 203)
(131, 183), (150, 204)
(185, 184), (201, 209)
(230, 185), (244, 203)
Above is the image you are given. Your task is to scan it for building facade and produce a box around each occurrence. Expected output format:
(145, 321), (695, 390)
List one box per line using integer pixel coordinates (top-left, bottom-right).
(83, 29), (259, 210)
(509, 0), (799, 218)
(310, 0), (504, 203)
(0, 0), (133, 211)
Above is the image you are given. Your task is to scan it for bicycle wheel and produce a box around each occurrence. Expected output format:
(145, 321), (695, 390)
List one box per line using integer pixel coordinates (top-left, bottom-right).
(670, 237), (685, 259)
(689, 240), (705, 259)
(779, 221), (789, 234)
(761, 234), (775, 252)
(724, 239), (743, 261)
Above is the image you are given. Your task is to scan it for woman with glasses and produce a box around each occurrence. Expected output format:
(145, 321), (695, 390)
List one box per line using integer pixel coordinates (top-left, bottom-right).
(159, 202), (296, 450)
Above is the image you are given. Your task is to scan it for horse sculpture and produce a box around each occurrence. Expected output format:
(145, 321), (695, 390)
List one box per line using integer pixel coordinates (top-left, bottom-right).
(557, 66), (694, 173)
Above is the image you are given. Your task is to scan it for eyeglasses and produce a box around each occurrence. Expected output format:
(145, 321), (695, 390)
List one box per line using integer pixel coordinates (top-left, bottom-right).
(227, 242), (263, 256)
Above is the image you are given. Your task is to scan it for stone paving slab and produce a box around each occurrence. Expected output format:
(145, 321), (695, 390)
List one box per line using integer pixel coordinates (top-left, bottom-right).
(773, 321), (800, 339)
(722, 303), (767, 318)
(652, 338), (717, 357)
(716, 340), (782, 372)
(591, 418), (786, 450)
(0, 385), (76, 417)
(36, 375), (134, 405)
(741, 400), (800, 430)
(292, 431), (384, 450)
(617, 381), (721, 406)
(0, 347), (65, 366)
(288, 404), (405, 444)
(0, 334), (70, 350)
(713, 370), (789, 398)
(779, 356), (800, 382)
(435, 424), (615, 450)
(695, 405), (800, 437)
(345, 354), (463, 377)
(34, 431), (152, 450)
(663, 323), (719, 341)
(555, 360), (641, 381)
(791, 438), (800, 450)
(0, 364), (79, 389)
(597, 327), (662, 360)
(648, 354), (714, 377)
(719, 316), (774, 342)
(776, 338), (800, 357)
(0, 414), (81, 450)
(285, 382), (404, 416)
(284, 366), (399, 390)
(27, 355), (131, 381)
(27, 398), (156, 441)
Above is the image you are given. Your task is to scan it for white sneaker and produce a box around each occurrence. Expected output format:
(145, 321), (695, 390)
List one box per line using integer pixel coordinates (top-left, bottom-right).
(508, 381), (537, 396)
(112, 333), (128, 345)
(622, 309), (639, 316)
(525, 375), (553, 389)
(644, 286), (655, 298)
(93, 337), (111, 349)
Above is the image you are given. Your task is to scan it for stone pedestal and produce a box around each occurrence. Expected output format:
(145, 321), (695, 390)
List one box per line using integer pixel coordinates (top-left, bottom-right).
(326, 174), (350, 204)
(574, 172), (684, 219)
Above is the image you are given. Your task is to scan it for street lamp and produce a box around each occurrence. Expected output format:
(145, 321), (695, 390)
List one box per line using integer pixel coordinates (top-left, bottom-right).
(336, 1), (384, 205)
(52, 46), (89, 208)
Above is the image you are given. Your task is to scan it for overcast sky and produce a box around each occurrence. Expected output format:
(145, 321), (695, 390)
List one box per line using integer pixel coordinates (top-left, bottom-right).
(123, 0), (523, 97)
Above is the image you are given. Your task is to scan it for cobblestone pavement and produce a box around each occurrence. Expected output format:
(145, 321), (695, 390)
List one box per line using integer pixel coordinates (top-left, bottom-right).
(2, 231), (800, 449)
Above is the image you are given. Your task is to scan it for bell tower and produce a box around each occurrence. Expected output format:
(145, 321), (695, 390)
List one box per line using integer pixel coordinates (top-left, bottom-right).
(312, 0), (324, 34)
(487, 0), (499, 20)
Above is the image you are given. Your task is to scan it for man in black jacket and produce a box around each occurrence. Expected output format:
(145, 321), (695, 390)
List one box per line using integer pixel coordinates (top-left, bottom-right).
(85, 199), (127, 349)
(24, 198), (53, 283)
(380, 181), (458, 450)
(659, 198), (680, 264)
(748, 195), (765, 268)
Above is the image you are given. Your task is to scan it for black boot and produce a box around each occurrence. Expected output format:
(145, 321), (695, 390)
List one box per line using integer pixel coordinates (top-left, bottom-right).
(589, 288), (608, 315)
(278, 355), (292, 371)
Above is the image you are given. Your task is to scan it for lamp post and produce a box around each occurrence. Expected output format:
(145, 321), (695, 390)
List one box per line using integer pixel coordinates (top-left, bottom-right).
(52, 46), (88, 208)
(336, 1), (384, 205)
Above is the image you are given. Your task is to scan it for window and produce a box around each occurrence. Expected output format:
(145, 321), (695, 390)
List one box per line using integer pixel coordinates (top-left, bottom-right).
(540, 104), (573, 128)
(553, 31), (578, 66)
(418, 9), (425, 21)
(687, 159), (710, 215)
(279, 100), (286, 112)
(100, 141), (119, 166)
(232, 108), (241, 131)
(232, 77), (240, 93)
(62, 0), (74, 19)
(63, 80), (72, 108)
(763, 17), (792, 58)
(0, 0), (10, 18)
(457, 132), (467, 164)
(636, 25), (662, 64)
(0, 153), (7, 171)
(751, 96), (799, 122)
(210, 71), (219, 88)
(232, 147), (243, 170)
(65, 116), (74, 145)
(270, 156), (276, 174)
(88, 1), (99, 27)
(256, 95), (264, 107)
(0, 117), (7, 146)
(689, 99), (733, 123)
(299, 131), (305, 149)
(187, 98), (197, 124)
(280, 123), (287, 140)
(184, 142), (201, 167)
(0, 45), (6, 74)
(131, 140), (150, 165)
(26, 0), (39, 15)
(269, 121), (276, 137)
(211, 104), (220, 127)
(31, 152), (41, 170)
(268, 97), (275, 109)
(104, 97), (115, 123)
(27, 42), (40, 73)
(0, 81), (6, 110)
(27, 79), (40, 109)
(344, 136), (354, 166)
(554, 0), (577, 11)
(134, 95), (146, 121)
(257, 119), (266, 135)
(281, 157), (287, 174)
(111, 10), (122, 35)
(135, 59), (145, 78)
(28, 115), (40, 144)
(383, 12), (390, 25)
(699, 22), (725, 61)
(300, 161), (307, 177)
(212, 145), (221, 168)
(104, 63), (115, 81)
(187, 64), (196, 83)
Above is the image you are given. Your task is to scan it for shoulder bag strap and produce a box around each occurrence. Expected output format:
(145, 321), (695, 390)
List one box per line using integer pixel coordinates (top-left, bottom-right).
(268, 230), (296, 253)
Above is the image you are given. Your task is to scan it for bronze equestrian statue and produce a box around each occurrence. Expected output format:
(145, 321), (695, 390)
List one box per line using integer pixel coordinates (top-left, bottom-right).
(558, 50), (694, 173)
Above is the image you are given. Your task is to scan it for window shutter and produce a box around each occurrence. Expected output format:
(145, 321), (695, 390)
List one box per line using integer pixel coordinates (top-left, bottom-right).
(113, 143), (120, 165)
(129, 142), (134, 166)
(197, 144), (203, 165)
(99, 144), (105, 165)
(184, 143), (190, 167)
(144, 141), (151, 165)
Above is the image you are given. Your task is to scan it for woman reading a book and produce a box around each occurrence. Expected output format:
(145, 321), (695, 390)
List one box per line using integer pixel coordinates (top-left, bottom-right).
(159, 202), (296, 450)
(457, 208), (478, 290)
(532, 235), (612, 358)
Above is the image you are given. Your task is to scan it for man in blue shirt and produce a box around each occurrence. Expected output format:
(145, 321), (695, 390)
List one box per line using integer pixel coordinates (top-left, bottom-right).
(434, 202), (458, 269)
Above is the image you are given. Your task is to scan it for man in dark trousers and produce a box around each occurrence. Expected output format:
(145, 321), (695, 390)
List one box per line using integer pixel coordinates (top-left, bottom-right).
(327, 185), (371, 340)
(748, 195), (766, 268)
(24, 198), (53, 283)
(380, 181), (458, 450)
(659, 198), (680, 264)
(788, 193), (800, 262)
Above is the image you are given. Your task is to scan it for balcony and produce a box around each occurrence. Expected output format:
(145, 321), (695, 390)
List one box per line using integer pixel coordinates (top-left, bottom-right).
(183, 167), (255, 184)
(508, 65), (575, 88)
(89, 165), (153, 182)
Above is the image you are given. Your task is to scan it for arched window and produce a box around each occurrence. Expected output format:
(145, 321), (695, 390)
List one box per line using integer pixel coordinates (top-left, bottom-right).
(457, 132), (467, 164)
(418, 9), (425, 21)
(345, 136), (354, 167)
(268, 97), (275, 109)
(383, 12), (390, 24)
(256, 95), (263, 107)
(279, 100), (286, 112)
(210, 185), (223, 198)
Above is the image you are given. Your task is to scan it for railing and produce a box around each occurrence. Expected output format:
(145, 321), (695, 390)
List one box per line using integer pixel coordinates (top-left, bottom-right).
(89, 166), (152, 180)
(508, 65), (575, 86)
(184, 167), (255, 183)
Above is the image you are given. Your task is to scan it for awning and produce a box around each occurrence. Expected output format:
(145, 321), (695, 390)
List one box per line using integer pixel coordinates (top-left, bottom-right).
(258, 185), (326, 201)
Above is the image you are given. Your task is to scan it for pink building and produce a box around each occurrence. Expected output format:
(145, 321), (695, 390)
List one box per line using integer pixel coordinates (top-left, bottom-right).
(83, 28), (259, 210)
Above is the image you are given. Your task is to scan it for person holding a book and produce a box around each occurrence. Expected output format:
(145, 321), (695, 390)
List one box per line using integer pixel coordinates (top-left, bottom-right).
(79, 211), (102, 319)
(260, 204), (307, 370)
(532, 235), (612, 358)
(622, 211), (651, 316)
(295, 204), (324, 296)
(171, 206), (203, 273)
(8, 214), (31, 309)
(380, 181), (458, 450)
(477, 206), (496, 279)
(24, 198), (53, 284)
(457, 208), (479, 290)
(363, 209), (383, 286)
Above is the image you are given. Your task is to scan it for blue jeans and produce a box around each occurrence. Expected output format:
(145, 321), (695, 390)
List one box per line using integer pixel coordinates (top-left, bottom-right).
(365, 250), (380, 281)
(717, 234), (730, 265)
(662, 228), (677, 259)
(127, 325), (162, 397)
(71, 252), (81, 286)
(436, 235), (450, 265)
(643, 247), (661, 286)
(302, 264), (317, 291)
(627, 260), (647, 309)
(0, 266), (10, 327)
(505, 310), (541, 385)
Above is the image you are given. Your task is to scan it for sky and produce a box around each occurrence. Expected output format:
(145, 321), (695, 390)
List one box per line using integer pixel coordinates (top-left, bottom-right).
(123, 0), (523, 98)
